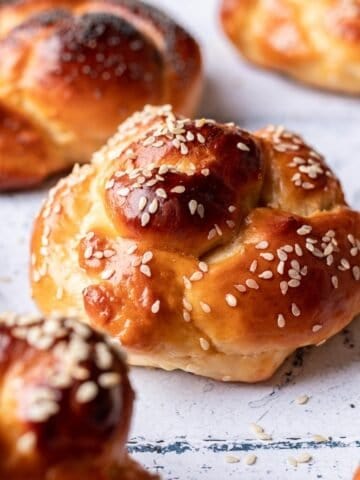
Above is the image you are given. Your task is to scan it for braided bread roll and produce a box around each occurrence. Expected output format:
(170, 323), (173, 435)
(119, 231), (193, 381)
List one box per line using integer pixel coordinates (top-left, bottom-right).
(221, 0), (360, 94)
(0, 0), (202, 190)
(31, 105), (360, 383)
(0, 312), (158, 480)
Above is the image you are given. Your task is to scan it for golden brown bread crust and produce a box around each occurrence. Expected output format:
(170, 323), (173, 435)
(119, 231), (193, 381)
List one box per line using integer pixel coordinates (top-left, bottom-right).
(31, 105), (360, 382)
(221, 0), (360, 94)
(0, 0), (202, 190)
(0, 313), (158, 480)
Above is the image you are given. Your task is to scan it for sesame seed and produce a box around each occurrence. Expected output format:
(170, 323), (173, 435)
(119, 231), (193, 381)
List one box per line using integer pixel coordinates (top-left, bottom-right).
(183, 276), (192, 289)
(186, 131), (195, 141)
(98, 372), (121, 388)
(197, 204), (205, 218)
(225, 293), (237, 307)
(141, 212), (150, 227)
(297, 225), (312, 236)
(277, 249), (288, 261)
(84, 246), (93, 259)
(331, 276), (339, 289)
(228, 205), (236, 213)
(302, 182), (315, 190)
(288, 279), (300, 288)
(183, 298), (193, 311)
(256, 432), (272, 441)
(104, 249), (115, 258)
(256, 241), (269, 250)
(277, 261), (285, 275)
(312, 325), (322, 333)
(118, 187), (130, 197)
(277, 314), (286, 328)
(127, 245), (138, 255)
(199, 337), (210, 351)
(259, 270), (273, 280)
(353, 266), (360, 281)
(260, 252), (274, 261)
(183, 310), (191, 322)
(226, 220), (235, 229)
(225, 454), (240, 464)
(17, 432), (36, 453)
(246, 279), (259, 289)
(234, 284), (246, 293)
(249, 423), (264, 434)
(180, 143), (189, 155)
(250, 260), (258, 273)
(200, 302), (211, 313)
(138, 196), (147, 211)
(244, 454), (257, 465)
(201, 168), (210, 176)
(312, 434), (328, 443)
(237, 142), (250, 152)
(140, 265), (151, 277)
(171, 186), (185, 194)
(341, 258), (350, 270)
(190, 271), (203, 281)
(142, 251), (153, 264)
(199, 261), (208, 273)
(155, 188), (167, 199)
(296, 394), (309, 405)
(151, 300), (160, 314)
(215, 224), (223, 236)
(197, 133), (206, 144)
(76, 381), (98, 404)
(148, 198), (159, 214)
(189, 200), (198, 215)
(291, 303), (301, 317)
(348, 234), (355, 245)
(288, 457), (298, 467)
(296, 453), (312, 464)
(295, 244), (303, 256)
(101, 268), (115, 280)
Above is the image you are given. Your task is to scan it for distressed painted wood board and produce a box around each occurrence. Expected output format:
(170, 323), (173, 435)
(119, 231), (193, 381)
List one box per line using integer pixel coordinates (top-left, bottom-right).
(1, 0), (360, 478)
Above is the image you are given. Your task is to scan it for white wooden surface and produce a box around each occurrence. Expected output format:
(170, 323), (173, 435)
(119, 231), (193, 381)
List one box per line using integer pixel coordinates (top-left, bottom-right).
(1, 0), (360, 478)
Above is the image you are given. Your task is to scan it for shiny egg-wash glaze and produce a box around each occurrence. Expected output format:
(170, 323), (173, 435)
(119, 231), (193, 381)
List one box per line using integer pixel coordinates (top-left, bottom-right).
(0, 313), (158, 480)
(221, 0), (360, 94)
(31, 105), (360, 382)
(0, 0), (202, 189)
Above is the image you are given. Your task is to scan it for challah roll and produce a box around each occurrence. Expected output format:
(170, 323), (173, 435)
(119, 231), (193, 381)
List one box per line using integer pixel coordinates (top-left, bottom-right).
(31, 105), (360, 382)
(0, 0), (202, 190)
(0, 312), (158, 480)
(221, 0), (360, 94)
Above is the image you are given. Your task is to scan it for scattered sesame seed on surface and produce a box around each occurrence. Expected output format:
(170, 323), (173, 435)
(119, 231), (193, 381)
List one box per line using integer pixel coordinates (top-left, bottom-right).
(225, 454), (240, 464)
(237, 142), (250, 152)
(312, 434), (328, 443)
(200, 302), (211, 313)
(256, 241), (269, 250)
(244, 453), (257, 465)
(76, 381), (99, 404)
(225, 293), (237, 307)
(151, 300), (161, 314)
(277, 314), (286, 328)
(296, 394), (309, 405)
(199, 337), (210, 351)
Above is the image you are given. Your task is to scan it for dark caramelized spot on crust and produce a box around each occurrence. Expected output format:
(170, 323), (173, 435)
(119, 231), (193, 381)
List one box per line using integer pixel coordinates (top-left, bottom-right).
(105, 123), (264, 255)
